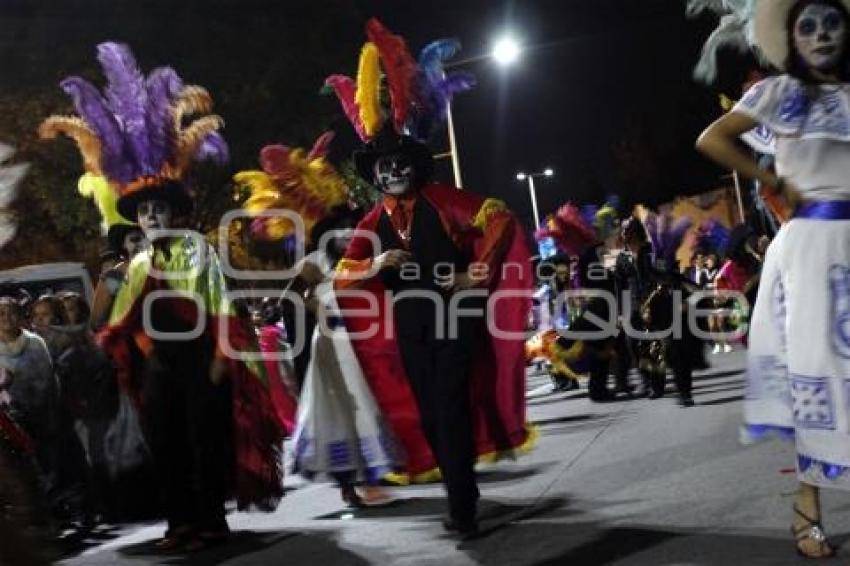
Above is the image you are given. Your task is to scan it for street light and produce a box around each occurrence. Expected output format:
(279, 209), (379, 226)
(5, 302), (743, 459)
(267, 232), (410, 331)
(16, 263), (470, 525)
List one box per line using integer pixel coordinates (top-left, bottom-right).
(516, 169), (555, 230)
(442, 33), (522, 189)
(492, 36), (521, 65)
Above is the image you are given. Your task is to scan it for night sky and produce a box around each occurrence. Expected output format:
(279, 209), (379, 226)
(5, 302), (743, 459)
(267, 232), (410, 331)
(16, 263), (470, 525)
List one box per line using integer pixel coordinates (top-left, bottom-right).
(1, 0), (758, 230)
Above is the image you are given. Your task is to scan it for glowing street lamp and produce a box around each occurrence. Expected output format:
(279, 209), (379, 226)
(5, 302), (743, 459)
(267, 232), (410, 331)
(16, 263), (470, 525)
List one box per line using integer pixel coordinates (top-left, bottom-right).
(442, 33), (522, 189)
(516, 169), (555, 230)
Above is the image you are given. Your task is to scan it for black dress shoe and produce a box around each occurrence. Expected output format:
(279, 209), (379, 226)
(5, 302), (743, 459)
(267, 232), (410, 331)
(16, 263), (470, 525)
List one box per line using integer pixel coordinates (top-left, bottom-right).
(678, 396), (695, 407)
(442, 516), (479, 536)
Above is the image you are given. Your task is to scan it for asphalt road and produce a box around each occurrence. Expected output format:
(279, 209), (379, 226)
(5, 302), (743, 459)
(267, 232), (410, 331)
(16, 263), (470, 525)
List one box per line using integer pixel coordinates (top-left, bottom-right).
(61, 349), (849, 565)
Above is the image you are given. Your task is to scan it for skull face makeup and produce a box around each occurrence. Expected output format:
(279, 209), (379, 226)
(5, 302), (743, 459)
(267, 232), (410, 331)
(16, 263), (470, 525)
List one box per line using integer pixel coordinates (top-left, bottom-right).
(137, 199), (172, 239)
(793, 3), (847, 72)
(374, 153), (415, 195)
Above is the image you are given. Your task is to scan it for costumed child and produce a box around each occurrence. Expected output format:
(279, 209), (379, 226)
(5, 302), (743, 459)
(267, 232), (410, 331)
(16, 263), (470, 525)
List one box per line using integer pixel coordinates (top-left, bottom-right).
(697, 0), (850, 556)
(236, 132), (397, 507)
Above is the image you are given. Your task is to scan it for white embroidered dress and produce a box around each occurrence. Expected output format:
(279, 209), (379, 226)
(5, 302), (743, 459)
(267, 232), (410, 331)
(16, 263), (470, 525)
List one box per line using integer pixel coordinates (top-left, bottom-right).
(291, 251), (400, 483)
(735, 75), (850, 488)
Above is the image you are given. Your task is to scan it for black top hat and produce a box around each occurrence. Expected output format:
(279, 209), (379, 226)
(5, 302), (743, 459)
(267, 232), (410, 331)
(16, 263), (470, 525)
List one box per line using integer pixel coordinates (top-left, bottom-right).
(116, 177), (193, 221)
(353, 129), (434, 189)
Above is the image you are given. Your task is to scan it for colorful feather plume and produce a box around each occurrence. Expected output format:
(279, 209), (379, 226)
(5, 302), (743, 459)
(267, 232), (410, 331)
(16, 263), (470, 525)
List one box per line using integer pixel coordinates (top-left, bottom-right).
(356, 42), (384, 139)
(38, 116), (103, 174)
(643, 212), (693, 269)
(534, 203), (598, 256)
(235, 132), (349, 243)
(0, 143), (29, 248)
(365, 18), (418, 132)
(42, 41), (227, 192)
(325, 21), (475, 142)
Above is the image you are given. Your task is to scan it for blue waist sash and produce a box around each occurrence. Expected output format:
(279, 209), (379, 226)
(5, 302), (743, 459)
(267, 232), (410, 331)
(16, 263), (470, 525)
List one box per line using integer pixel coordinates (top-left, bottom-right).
(795, 201), (850, 220)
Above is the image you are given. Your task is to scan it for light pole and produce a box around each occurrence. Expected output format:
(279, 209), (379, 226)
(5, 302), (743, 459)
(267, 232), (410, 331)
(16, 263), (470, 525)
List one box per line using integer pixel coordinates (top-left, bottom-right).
(516, 168), (554, 230)
(439, 34), (521, 188)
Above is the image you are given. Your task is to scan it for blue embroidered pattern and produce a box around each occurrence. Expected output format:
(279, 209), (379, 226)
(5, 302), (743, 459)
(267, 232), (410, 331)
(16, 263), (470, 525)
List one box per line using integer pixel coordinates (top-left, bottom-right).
(746, 355), (790, 403)
(772, 276), (787, 349)
(791, 375), (836, 430)
(829, 265), (850, 358)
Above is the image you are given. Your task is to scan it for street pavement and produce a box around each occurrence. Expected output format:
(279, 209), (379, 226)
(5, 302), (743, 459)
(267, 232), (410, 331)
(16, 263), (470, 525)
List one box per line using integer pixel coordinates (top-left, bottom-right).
(62, 349), (850, 565)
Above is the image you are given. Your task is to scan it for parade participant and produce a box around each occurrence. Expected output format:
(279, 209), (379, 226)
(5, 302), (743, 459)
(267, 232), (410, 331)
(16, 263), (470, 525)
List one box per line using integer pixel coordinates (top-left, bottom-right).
(536, 206), (615, 399)
(637, 212), (699, 407)
(324, 19), (534, 535)
(41, 42), (286, 551)
(236, 133), (396, 506)
(615, 216), (656, 397)
(697, 0), (850, 556)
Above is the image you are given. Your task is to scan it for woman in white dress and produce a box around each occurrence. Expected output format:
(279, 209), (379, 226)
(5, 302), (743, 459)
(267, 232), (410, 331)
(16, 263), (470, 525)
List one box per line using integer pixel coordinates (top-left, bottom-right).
(697, 0), (850, 557)
(290, 207), (398, 506)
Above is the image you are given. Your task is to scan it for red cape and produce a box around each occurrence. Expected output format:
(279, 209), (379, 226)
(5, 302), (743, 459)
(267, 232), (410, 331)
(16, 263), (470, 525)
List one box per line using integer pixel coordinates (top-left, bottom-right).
(337, 183), (534, 478)
(98, 274), (286, 511)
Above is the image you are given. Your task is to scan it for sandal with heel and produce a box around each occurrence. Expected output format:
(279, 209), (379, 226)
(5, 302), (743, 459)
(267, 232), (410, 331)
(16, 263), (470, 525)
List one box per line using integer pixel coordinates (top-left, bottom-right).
(792, 506), (836, 559)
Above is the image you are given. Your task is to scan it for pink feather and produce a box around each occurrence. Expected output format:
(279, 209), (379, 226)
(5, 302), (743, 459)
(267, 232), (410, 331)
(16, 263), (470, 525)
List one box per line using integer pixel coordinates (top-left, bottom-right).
(307, 131), (335, 161)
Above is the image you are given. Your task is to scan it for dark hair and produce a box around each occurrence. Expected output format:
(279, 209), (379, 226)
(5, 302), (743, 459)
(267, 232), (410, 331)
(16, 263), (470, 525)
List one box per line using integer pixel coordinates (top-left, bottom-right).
(0, 296), (24, 319)
(57, 291), (91, 324)
(260, 297), (282, 326)
(31, 294), (67, 326)
(786, 0), (850, 82)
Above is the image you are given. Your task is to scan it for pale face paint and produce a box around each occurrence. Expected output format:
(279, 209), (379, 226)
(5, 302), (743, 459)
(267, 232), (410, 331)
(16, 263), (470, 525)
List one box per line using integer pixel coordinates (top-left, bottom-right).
(793, 3), (847, 71)
(373, 153), (414, 196)
(136, 200), (172, 239)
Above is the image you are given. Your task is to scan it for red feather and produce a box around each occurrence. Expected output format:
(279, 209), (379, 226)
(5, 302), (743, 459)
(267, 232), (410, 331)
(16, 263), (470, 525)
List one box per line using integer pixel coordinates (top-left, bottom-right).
(536, 203), (598, 256)
(366, 18), (418, 132)
(324, 75), (368, 142)
(259, 145), (294, 181)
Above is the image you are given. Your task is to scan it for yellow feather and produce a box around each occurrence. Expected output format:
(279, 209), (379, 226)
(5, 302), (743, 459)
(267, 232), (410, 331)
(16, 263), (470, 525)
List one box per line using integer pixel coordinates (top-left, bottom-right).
(38, 115), (103, 174)
(172, 85), (213, 131)
(356, 42), (383, 138)
(171, 114), (224, 177)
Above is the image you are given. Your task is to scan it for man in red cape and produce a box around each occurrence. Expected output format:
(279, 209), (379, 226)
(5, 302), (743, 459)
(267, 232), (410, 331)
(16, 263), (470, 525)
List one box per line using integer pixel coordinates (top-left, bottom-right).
(334, 131), (533, 535)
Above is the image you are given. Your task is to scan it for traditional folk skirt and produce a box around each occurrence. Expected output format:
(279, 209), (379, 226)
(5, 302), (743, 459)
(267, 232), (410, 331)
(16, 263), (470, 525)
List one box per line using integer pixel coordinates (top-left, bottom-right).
(292, 284), (401, 485)
(744, 202), (850, 489)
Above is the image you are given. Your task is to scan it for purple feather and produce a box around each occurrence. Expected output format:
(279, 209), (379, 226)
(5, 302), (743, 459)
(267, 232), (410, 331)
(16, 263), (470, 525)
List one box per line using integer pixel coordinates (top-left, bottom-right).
(97, 42), (154, 177)
(145, 66), (183, 173)
(195, 132), (230, 165)
(580, 204), (599, 229)
(59, 76), (132, 182)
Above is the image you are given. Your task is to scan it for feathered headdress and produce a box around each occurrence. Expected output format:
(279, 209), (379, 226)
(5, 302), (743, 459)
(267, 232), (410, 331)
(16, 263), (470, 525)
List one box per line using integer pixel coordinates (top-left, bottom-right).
(324, 18), (475, 143)
(234, 131), (349, 244)
(534, 203), (599, 256)
(39, 42), (228, 220)
(687, 0), (763, 84)
(694, 218), (731, 256)
(643, 211), (693, 271)
(0, 143), (29, 249)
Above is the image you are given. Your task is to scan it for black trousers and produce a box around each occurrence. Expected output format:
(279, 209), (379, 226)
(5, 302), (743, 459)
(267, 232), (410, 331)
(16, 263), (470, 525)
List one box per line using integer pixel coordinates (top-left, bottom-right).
(142, 339), (232, 533)
(394, 295), (480, 523)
